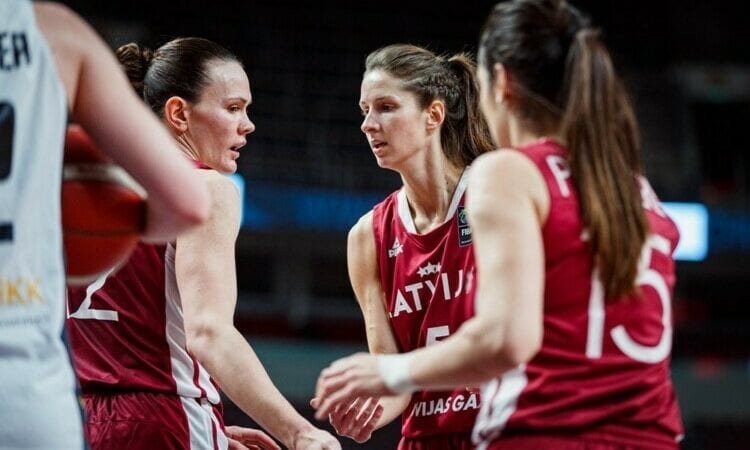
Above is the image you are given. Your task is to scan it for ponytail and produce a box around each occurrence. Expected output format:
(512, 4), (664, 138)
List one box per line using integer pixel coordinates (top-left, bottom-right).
(445, 55), (495, 166)
(560, 29), (647, 299)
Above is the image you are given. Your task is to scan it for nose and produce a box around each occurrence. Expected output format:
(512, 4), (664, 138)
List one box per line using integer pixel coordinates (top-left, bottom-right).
(360, 112), (378, 134)
(240, 113), (255, 136)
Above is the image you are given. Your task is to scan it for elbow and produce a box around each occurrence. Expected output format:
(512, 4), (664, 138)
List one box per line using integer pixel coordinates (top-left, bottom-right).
(497, 335), (541, 368)
(184, 322), (220, 361)
(474, 322), (542, 374)
(176, 190), (211, 228)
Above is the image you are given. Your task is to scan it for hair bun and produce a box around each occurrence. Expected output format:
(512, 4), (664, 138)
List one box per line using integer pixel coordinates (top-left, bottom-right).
(115, 43), (154, 97)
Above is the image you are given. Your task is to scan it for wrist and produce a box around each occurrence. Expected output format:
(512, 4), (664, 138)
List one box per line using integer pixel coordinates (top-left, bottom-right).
(287, 421), (317, 448)
(377, 353), (419, 394)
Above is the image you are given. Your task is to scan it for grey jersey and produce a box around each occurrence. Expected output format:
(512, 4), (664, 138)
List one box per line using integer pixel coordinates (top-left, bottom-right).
(0, 0), (83, 447)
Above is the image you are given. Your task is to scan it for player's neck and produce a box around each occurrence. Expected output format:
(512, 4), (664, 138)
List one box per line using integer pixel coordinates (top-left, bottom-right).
(400, 160), (463, 234)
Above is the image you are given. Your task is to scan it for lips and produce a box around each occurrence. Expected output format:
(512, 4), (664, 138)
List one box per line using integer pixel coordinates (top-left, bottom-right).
(371, 140), (387, 151)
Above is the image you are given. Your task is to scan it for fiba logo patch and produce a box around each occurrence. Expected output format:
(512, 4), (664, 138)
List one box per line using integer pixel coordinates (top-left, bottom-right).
(457, 206), (471, 246)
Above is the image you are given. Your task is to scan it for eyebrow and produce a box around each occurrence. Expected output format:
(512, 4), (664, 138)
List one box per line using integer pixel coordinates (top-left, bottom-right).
(226, 96), (251, 105)
(359, 95), (397, 106)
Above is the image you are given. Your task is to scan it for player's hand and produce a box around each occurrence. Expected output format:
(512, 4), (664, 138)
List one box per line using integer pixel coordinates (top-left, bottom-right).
(314, 396), (383, 443)
(313, 352), (390, 421)
(290, 426), (341, 450)
(226, 425), (280, 450)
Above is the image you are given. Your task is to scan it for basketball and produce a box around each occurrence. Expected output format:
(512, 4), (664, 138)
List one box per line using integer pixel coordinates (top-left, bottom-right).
(62, 124), (146, 286)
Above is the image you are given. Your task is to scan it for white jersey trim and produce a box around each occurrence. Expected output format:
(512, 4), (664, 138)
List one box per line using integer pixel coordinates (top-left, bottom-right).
(472, 364), (528, 448)
(396, 167), (471, 235)
(164, 243), (221, 403)
(180, 396), (228, 450)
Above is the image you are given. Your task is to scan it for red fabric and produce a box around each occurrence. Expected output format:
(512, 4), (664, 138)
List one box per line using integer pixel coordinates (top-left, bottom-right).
(484, 434), (677, 450)
(67, 243), (177, 393)
(398, 432), (473, 450)
(83, 392), (190, 450)
(372, 185), (479, 438)
(473, 139), (683, 449)
(191, 159), (211, 169)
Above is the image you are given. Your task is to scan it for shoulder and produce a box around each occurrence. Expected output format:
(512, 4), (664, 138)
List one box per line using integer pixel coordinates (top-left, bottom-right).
(200, 170), (239, 200)
(34, 2), (77, 24)
(34, 2), (92, 52)
(469, 149), (549, 221)
(471, 148), (539, 181)
(196, 171), (240, 224)
(348, 210), (375, 251)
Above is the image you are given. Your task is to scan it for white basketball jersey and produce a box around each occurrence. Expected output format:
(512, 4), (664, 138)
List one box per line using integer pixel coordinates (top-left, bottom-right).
(0, 0), (84, 447)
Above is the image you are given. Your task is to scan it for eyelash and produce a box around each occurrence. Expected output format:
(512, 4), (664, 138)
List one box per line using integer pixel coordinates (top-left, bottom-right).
(360, 104), (395, 116)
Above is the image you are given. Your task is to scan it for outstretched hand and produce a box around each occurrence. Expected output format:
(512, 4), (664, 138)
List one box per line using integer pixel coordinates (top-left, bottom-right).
(313, 352), (392, 421)
(226, 425), (280, 450)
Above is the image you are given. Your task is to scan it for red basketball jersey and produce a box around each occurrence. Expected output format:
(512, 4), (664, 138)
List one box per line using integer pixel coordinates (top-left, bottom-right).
(373, 171), (480, 438)
(66, 242), (220, 404)
(473, 140), (683, 449)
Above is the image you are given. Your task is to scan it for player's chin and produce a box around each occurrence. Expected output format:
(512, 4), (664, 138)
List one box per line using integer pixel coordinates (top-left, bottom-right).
(219, 159), (238, 174)
(373, 155), (393, 170)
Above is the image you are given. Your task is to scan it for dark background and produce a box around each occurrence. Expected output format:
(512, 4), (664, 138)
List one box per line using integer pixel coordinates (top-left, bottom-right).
(61, 1), (750, 448)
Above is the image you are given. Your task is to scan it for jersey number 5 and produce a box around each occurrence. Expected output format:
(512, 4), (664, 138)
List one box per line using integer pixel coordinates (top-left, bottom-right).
(426, 325), (450, 346)
(585, 234), (673, 364)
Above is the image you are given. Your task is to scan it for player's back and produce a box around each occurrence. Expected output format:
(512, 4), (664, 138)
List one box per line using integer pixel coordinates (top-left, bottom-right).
(66, 242), (220, 403)
(0, 0), (84, 447)
(473, 139), (683, 450)
(373, 170), (480, 439)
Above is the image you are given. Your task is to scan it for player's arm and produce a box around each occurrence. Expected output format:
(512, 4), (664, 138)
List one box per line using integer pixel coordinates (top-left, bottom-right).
(34, 1), (209, 241)
(405, 149), (547, 387)
(319, 213), (409, 442)
(178, 174), (338, 450)
(314, 151), (547, 417)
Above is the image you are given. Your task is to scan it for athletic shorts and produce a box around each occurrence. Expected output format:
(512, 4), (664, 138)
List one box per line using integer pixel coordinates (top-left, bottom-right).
(479, 435), (678, 450)
(82, 391), (227, 450)
(399, 432), (473, 450)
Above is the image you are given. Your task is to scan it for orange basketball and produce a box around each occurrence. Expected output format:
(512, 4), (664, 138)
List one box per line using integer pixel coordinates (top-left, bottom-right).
(62, 124), (146, 286)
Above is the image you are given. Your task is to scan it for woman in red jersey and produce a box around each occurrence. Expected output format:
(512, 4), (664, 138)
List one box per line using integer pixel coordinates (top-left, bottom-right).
(314, 2), (684, 449)
(66, 37), (339, 450)
(312, 44), (493, 449)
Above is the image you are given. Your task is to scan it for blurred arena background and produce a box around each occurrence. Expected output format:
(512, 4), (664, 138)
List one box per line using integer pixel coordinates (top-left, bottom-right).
(60, 1), (750, 448)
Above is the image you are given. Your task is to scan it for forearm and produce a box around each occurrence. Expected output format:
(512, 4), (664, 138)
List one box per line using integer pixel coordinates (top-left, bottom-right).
(189, 326), (314, 447)
(374, 394), (410, 430)
(406, 318), (513, 390)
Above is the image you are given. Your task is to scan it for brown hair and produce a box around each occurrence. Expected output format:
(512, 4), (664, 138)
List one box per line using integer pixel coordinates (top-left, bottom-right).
(116, 37), (240, 116)
(365, 44), (494, 167)
(479, 0), (648, 300)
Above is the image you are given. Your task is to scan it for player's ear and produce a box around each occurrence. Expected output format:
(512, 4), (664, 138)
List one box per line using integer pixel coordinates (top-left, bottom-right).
(425, 99), (445, 132)
(163, 96), (189, 134)
(492, 63), (512, 105)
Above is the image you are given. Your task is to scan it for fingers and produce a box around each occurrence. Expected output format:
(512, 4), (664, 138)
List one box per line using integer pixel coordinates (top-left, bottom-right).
(225, 426), (280, 450)
(325, 397), (383, 443)
(227, 437), (250, 450)
(314, 363), (358, 421)
(315, 383), (358, 421)
(352, 400), (384, 443)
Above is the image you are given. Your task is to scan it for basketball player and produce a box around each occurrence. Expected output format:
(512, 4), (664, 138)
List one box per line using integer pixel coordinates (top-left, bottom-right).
(66, 37), (339, 450)
(312, 44), (493, 449)
(0, 1), (211, 448)
(314, 1), (684, 449)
